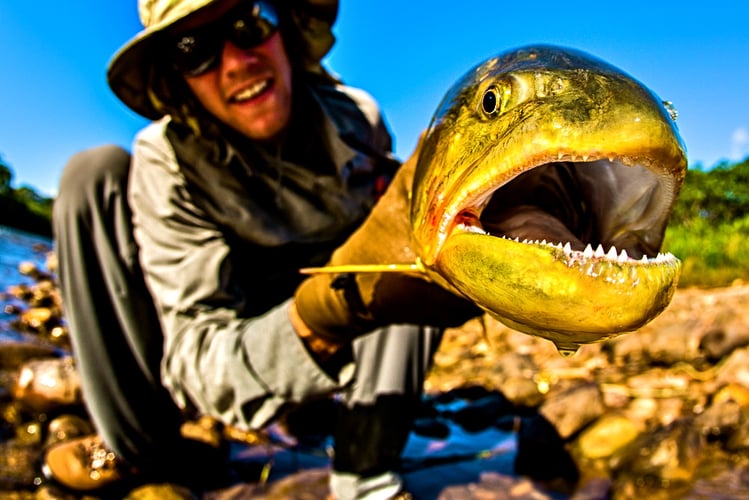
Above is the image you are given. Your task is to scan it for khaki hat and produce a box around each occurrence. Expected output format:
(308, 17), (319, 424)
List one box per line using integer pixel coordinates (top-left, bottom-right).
(107, 0), (338, 119)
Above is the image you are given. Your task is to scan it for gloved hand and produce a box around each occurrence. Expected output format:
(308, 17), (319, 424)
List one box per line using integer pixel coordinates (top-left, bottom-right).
(292, 136), (482, 351)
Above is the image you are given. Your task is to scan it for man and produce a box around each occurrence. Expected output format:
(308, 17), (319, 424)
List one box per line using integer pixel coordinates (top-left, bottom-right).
(45, 0), (478, 498)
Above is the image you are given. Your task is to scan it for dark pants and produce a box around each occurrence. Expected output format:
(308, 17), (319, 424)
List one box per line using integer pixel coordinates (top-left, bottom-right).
(53, 145), (442, 483)
(53, 145), (187, 470)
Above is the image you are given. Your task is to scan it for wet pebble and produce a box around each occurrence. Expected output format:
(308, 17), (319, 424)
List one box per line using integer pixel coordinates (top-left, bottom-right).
(539, 381), (605, 439)
(574, 412), (641, 460)
(14, 357), (81, 412)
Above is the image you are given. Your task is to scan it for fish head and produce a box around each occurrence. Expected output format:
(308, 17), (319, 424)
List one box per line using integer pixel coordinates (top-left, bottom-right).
(410, 44), (687, 353)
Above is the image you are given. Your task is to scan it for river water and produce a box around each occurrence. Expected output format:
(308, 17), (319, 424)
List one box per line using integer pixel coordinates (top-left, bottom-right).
(0, 224), (54, 341)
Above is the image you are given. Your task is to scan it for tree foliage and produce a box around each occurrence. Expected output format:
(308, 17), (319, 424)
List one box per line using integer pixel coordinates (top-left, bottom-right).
(0, 155), (53, 237)
(664, 156), (749, 287)
(670, 157), (749, 226)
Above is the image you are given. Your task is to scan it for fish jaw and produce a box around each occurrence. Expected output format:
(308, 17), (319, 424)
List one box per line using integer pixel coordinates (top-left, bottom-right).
(431, 232), (680, 352)
(410, 45), (687, 348)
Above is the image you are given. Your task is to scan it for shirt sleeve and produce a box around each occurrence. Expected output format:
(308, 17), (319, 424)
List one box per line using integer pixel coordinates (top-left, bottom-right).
(128, 121), (352, 430)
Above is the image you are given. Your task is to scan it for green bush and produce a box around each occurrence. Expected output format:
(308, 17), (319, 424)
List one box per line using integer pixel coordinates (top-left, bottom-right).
(664, 216), (749, 288)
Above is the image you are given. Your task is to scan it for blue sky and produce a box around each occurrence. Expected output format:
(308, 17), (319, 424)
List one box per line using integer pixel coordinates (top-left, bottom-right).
(2, 1), (749, 196)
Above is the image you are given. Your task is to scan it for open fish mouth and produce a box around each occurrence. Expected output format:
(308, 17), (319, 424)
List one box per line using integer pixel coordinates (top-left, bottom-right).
(469, 158), (678, 264)
(410, 45), (687, 353)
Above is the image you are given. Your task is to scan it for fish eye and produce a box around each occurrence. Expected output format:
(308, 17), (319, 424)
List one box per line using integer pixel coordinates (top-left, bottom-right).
(481, 87), (500, 115)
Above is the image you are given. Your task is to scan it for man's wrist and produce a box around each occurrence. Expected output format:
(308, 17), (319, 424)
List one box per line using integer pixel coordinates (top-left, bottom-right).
(288, 300), (345, 362)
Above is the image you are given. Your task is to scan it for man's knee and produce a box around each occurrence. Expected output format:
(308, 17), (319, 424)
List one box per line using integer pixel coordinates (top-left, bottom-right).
(56, 145), (131, 216)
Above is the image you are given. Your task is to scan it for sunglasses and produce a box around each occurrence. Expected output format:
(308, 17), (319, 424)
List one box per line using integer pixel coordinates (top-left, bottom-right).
(166, 0), (279, 77)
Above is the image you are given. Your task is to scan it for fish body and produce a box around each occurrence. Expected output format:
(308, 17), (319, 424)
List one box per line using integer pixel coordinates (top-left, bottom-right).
(411, 44), (686, 353)
(305, 44), (687, 355)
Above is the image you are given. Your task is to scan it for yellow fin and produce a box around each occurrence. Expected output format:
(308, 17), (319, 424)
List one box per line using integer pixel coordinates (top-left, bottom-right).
(300, 262), (424, 275)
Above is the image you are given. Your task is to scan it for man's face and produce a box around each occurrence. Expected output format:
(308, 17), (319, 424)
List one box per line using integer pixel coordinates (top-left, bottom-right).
(183, 31), (293, 141)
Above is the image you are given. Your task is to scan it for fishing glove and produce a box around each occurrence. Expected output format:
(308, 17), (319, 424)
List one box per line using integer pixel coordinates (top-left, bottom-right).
(292, 138), (482, 348)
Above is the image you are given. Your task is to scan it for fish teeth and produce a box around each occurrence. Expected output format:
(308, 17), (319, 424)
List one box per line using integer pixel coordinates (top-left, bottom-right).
(618, 249), (629, 262)
(583, 244), (594, 259)
(606, 246), (618, 260)
(594, 244), (605, 258)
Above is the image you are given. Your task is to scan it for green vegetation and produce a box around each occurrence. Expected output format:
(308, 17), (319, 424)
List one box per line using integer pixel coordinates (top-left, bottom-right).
(0, 155), (53, 237)
(663, 157), (749, 288)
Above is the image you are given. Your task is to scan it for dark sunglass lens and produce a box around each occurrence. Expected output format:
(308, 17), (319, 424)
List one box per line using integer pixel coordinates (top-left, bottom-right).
(229, 1), (279, 49)
(170, 30), (219, 76)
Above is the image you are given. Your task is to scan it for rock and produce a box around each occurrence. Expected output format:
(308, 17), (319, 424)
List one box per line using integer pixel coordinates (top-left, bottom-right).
(18, 262), (52, 282)
(45, 252), (58, 274)
(725, 406), (749, 453)
(539, 382), (605, 439)
(0, 440), (43, 489)
(494, 352), (544, 408)
(611, 418), (705, 494)
(700, 317), (749, 360)
(6, 284), (33, 301)
(695, 399), (742, 441)
(716, 347), (749, 388)
(45, 414), (95, 448)
(570, 476), (612, 499)
(0, 340), (58, 370)
(646, 323), (703, 365)
(16, 307), (56, 335)
(575, 412), (642, 460)
(713, 381), (749, 406)
(603, 329), (651, 366)
(438, 471), (555, 499)
(124, 483), (198, 499)
(14, 356), (81, 412)
(180, 415), (225, 449)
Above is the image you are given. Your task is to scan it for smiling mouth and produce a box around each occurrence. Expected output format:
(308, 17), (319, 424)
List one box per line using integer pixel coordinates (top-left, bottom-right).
(231, 78), (273, 103)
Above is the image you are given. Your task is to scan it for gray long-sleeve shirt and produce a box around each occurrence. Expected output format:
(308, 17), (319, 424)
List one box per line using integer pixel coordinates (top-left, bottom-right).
(128, 83), (395, 430)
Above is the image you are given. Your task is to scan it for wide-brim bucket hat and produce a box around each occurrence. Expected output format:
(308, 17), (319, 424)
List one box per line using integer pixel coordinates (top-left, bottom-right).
(108, 0), (338, 119)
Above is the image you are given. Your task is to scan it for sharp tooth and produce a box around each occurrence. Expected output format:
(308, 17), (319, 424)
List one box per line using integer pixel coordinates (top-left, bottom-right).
(541, 239), (547, 246)
(641, 255), (649, 263)
(583, 244), (594, 258)
(563, 242), (572, 254)
(582, 154), (589, 161)
(557, 152), (564, 160)
(618, 249), (629, 262)
(606, 246), (618, 260)
(594, 244), (605, 258)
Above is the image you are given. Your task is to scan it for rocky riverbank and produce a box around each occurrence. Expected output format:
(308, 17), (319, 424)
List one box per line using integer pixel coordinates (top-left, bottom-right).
(2, 254), (749, 499)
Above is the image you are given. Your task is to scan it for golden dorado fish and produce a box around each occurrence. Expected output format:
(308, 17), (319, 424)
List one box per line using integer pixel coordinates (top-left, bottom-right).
(308, 44), (687, 355)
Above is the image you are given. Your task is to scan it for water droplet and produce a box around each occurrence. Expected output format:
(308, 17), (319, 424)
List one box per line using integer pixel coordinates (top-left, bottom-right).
(553, 342), (580, 357)
(663, 101), (679, 121)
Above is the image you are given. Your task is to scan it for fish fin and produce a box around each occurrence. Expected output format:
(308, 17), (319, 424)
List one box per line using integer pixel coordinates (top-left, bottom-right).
(299, 262), (424, 275)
